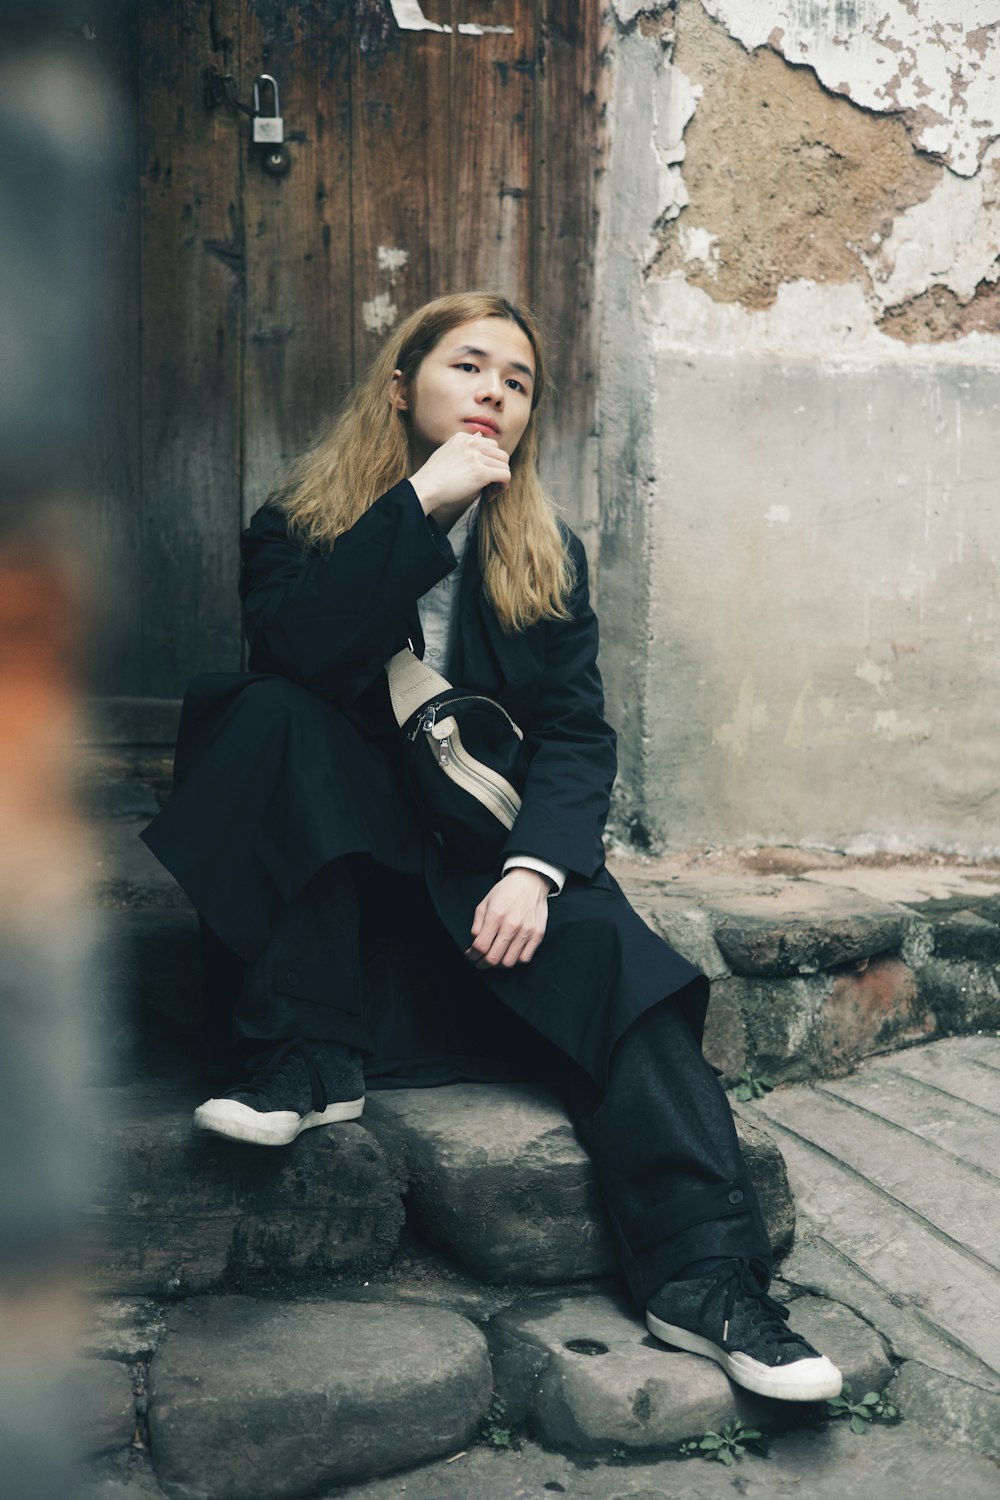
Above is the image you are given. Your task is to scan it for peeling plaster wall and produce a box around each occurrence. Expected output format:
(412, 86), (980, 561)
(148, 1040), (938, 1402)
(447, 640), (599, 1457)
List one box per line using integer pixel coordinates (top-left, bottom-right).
(599, 0), (1000, 854)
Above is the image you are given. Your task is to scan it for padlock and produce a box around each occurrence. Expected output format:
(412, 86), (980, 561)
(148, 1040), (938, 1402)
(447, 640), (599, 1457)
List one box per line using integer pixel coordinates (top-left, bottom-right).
(252, 75), (283, 146)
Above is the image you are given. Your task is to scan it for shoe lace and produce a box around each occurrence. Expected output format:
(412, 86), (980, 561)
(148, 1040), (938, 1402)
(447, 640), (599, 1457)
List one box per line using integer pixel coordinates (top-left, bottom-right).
(701, 1258), (811, 1353)
(227, 1039), (328, 1113)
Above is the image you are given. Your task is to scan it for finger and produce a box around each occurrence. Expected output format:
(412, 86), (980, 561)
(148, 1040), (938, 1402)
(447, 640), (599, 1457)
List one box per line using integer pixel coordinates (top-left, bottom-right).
(518, 931), (544, 964)
(500, 931), (532, 969)
(469, 911), (502, 960)
(471, 902), (486, 938)
(479, 925), (521, 969)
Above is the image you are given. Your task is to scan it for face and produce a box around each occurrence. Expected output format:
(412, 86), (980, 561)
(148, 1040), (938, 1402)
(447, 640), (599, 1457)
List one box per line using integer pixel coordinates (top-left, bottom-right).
(391, 316), (536, 466)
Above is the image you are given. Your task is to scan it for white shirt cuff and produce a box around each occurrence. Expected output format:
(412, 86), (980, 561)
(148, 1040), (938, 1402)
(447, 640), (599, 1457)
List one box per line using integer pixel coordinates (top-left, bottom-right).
(502, 855), (567, 895)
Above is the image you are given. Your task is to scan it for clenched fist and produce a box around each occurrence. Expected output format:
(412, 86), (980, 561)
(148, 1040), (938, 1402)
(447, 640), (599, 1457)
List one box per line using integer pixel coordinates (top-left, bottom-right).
(410, 431), (511, 529)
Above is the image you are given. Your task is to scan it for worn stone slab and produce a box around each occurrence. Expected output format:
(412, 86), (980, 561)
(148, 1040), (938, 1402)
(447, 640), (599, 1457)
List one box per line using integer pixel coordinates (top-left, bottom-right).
(317, 1230), (531, 1323)
(81, 1083), (404, 1295)
(893, 1357), (1000, 1462)
(363, 1084), (618, 1284)
(148, 1297), (492, 1500)
(777, 1230), (999, 1390)
(92, 816), (189, 909)
(308, 1422), (1000, 1499)
(716, 957), (934, 1084)
(852, 1035), (1000, 1118)
(819, 1064), (1000, 1180)
(742, 1093), (1000, 1381)
(70, 1357), (136, 1458)
(363, 1083), (793, 1284)
(732, 1110), (795, 1256)
(87, 909), (202, 1085)
(77, 1299), (167, 1362)
(76, 1453), (169, 1500)
(489, 1288), (889, 1453)
(774, 1287), (894, 1400)
(706, 884), (908, 978)
(756, 1085), (1000, 1271)
(920, 906), (1000, 963)
(699, 975), (749, 1082)
(913, 958), (1000, 1035)
(626, 888), (732, 981)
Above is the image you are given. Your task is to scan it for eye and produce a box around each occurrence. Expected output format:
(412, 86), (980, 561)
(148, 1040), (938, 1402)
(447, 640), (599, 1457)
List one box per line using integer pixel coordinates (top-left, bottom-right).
(456, 362), (479, 373)
(506, 378), (526, 394)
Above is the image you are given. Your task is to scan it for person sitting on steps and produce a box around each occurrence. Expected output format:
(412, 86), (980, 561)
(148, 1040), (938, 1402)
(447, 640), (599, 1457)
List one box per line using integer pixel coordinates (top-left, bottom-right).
(141, 290), (842, 1405)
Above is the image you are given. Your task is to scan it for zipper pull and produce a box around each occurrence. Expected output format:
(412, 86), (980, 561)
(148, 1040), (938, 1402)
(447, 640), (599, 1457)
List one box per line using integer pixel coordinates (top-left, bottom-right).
(410, 705), (437, 742)
(437, 734), (452, 767)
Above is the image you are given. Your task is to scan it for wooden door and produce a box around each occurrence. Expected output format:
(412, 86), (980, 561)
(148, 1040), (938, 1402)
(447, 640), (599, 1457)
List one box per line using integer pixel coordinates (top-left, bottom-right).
(92, 0), (607, 700)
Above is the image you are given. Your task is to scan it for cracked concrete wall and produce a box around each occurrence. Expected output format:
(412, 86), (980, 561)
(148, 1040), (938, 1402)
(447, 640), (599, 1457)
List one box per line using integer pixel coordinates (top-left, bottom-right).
(599, 0), (1000, 854)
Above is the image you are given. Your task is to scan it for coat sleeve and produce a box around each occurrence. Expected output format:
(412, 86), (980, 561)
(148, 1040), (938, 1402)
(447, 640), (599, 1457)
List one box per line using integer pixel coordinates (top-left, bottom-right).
(501, 533), (617, 881)
(240, 480), (455, 700)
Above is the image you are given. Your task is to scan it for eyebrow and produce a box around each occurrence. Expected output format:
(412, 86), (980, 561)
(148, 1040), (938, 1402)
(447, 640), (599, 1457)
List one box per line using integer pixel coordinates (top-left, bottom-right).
(453, 344), (535, 383)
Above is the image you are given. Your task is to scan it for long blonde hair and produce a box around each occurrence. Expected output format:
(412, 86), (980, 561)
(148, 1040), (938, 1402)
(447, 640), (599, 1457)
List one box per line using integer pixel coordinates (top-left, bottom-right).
(268, 291), (574, 632)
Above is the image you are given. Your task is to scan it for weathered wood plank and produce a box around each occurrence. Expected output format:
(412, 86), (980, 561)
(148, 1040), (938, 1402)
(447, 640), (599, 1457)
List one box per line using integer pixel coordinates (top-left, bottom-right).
(240, 2), (354, 529)
(89, 11), (143, 695)
(533, 0), (608, 549)
(820, 1067), (1000, 1180)
(139, 0), (244, 692)
(753, 1086), (1000, 1271)
(435, 1), (535, 297)
(349, 6), (434, 369)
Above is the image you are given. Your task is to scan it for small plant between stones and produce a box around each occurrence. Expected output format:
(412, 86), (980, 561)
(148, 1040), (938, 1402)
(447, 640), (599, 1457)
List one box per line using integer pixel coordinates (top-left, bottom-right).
(679, 1418), (765, 1465)
(731, 1067), (776, 1102)
(481, 1393), (512, 1449)
(825, 1383), (899, 1434)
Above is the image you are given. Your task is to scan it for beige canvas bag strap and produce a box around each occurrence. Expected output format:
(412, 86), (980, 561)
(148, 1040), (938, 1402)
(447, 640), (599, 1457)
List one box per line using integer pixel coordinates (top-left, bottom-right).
(385, 646), (453, 728)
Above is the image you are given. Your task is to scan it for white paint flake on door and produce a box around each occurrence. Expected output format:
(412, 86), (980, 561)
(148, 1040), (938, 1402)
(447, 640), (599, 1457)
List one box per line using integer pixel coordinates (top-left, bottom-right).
(390, 0), (514, 36)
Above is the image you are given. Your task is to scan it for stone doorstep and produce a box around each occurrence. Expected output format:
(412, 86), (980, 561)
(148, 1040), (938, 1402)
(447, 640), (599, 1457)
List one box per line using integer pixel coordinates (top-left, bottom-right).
(81, 1084), (406, 1297)
(488, 1285), (893, 1451)
(73, 1283), (892, 1498)
(80, 1079), (794, 1298)
(146, 1297), (494, 1500)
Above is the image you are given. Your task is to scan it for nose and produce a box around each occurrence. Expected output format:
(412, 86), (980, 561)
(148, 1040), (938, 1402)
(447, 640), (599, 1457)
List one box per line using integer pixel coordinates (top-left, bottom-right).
(477, 371), (504, 406)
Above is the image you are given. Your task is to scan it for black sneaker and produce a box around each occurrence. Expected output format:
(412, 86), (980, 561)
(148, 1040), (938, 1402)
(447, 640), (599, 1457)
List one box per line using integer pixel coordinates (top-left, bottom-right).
(193, 1039), (364, 1146)
(646, 1257), (843, 1401)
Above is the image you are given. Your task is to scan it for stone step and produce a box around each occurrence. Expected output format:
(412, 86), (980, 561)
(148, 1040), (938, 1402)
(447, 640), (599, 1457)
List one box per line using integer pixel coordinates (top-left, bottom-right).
(81, 1079), (794, 1297)
(146, 1297), (493, 1499)
(740, 1036), (1000, 1456)
(74, 1279), (890, 1498)
(81, 1082), (406, 1296)
(488, 1283), (892, 1451)
(363, 1082), (794, 1281)
(86, 810), (1000, 1093)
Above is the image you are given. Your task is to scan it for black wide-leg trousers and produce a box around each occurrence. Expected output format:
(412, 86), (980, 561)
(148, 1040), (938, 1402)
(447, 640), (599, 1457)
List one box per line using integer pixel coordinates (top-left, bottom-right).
(211, 857), (773, 1309)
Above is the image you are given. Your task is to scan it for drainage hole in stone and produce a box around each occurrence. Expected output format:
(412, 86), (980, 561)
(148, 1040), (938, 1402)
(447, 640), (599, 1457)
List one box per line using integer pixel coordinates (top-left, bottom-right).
(563, 1338), (609, 1356)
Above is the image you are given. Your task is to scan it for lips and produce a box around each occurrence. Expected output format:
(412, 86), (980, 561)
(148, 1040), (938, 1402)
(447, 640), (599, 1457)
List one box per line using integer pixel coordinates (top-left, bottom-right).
(463, 417), (500, 435)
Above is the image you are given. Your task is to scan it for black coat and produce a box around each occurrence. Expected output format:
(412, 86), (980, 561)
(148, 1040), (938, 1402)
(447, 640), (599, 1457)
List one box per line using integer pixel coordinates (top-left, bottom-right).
(142, 481), (707, 1086)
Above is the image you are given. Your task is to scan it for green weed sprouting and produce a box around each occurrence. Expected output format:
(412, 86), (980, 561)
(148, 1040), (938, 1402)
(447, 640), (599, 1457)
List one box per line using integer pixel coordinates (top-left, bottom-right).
(732, 1067), (777, 1102)
(679, 1418), (764, 1464)
(826, 1383), (899, 1434)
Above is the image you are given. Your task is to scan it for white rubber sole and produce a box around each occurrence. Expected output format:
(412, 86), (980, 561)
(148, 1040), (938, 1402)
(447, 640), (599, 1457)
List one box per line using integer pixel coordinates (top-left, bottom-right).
(192, 1095), (365, 1147)
(646, 1309), (843, 1402)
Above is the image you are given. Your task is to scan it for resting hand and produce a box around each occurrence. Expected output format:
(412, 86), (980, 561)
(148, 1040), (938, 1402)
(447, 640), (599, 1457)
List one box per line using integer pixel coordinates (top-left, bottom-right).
(465, 868), (551, 970)
(410, 432), (511, 526)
